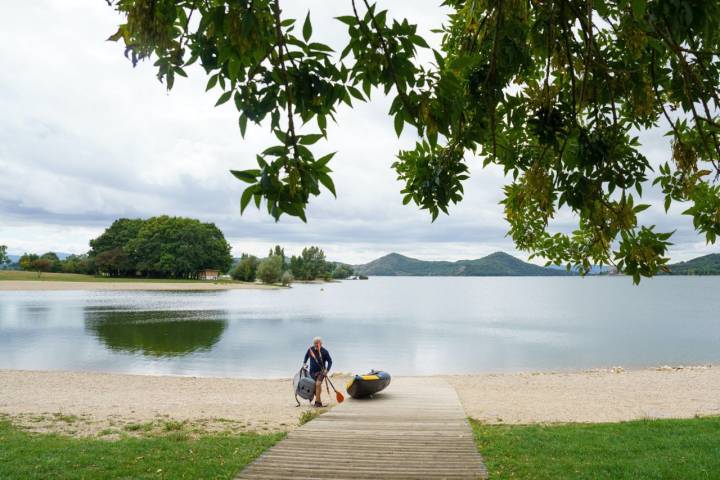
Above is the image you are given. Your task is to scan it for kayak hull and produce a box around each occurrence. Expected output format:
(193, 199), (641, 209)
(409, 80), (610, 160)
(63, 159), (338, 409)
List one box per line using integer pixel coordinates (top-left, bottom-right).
(345, 370), (391, 399)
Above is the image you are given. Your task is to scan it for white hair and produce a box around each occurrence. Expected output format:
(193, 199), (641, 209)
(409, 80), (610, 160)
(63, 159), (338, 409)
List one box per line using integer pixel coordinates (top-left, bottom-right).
(312, 336), (323, 344)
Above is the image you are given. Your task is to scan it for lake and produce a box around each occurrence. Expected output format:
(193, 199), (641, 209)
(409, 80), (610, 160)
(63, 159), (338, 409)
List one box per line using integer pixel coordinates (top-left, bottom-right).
(1, 277), (719, 377)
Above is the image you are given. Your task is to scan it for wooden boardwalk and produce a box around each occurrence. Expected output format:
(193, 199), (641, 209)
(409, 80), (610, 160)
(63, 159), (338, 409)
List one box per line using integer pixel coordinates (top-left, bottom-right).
(237, 377), (488, 479)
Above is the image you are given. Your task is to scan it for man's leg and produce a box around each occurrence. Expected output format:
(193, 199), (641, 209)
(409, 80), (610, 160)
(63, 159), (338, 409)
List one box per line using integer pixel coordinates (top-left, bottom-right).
(314, 378), (323, 405)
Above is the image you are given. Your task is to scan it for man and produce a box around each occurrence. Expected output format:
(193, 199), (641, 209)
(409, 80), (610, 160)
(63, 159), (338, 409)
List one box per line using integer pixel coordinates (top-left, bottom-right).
(303, 336), (333, 407)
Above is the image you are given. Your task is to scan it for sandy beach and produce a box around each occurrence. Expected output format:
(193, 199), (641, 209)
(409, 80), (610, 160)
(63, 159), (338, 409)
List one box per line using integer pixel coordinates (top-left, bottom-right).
(0, 370), (344, 437)
(2, 367), (719, 437)
(0, 280), (278, 291)
(446, 365), (720, 424)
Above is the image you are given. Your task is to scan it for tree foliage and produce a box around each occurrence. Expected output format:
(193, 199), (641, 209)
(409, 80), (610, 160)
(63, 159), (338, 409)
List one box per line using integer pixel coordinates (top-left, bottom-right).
(61, 254), (96, 274)
(18, 253), (39, 272)
(107, 0), (720, 282)
(232, 253), (259, 281)
(331, 263), (354, 279)
(256, 254), (284, 283)
(19, 253), (53, 278)
(281, 270), (294, 285)
(0, 245), (10, 269)
(90, 216), (233, 278)
(289, 245), (329, 280)
(90, 218), (144, 276)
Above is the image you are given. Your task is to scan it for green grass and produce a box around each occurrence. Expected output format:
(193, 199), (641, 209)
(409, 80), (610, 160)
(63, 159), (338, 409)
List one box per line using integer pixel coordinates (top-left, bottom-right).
(0, 270), (241, 284)
(298, 409), (324, 426)
(0, 421), (283, 480)
(471, 416), (720, 479)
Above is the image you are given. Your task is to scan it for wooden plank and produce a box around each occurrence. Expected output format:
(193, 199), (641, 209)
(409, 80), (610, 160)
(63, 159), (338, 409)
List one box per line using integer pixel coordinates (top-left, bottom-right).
(236, 377), (487, 479)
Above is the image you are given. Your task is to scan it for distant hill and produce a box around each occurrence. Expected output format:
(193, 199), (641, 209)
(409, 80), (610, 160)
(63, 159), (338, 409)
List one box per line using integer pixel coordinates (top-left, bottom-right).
(354, 252), (575, 277)
(7, 252), (74, 261)
(665, 253), (720, 275)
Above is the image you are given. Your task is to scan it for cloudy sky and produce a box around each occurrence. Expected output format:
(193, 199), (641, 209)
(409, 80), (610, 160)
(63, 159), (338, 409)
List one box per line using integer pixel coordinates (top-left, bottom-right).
(1, 1), (718, 264)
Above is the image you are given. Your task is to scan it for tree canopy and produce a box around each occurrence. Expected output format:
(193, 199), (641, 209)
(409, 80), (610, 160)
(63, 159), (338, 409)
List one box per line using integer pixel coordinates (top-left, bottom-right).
(0, 246), (10, 269)
(107, 0), (720, 282)
(90, 216), (233, 278)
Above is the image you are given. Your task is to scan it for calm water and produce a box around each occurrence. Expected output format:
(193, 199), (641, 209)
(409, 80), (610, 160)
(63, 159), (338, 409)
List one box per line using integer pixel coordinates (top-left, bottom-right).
(1, 277), (719, 377)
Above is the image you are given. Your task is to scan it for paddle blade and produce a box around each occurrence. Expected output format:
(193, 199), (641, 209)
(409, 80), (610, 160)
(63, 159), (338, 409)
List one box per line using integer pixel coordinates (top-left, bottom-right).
(335, 391), (345, 403)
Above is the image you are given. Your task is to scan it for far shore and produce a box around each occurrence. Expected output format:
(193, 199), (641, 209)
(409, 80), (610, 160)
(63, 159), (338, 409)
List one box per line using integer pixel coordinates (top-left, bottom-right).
(0, 280), (280, 291)
(1, 366), (718, 437)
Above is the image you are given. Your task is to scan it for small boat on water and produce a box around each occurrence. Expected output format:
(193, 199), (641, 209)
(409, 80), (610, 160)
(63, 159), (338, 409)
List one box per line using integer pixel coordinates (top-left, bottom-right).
(345, 370), (391, 399)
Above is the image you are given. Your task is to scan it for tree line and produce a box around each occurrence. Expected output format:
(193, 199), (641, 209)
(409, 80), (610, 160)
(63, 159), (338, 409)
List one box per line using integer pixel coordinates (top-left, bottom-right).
(9, 216), (233, 279)
(232, 245), (354, 284)
(4, 228), (354, 284)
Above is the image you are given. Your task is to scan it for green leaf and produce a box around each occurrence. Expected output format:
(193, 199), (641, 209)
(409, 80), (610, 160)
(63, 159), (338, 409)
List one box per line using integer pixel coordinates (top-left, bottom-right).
(238, 114), (248, 138)
(317, 114), (327, 132)
(230, 169), (259, 183)
(410, 34), (429, 48)
(347, 86), (365, 101)
(303, 12), (312, 42)
(394, 114), (404, 137)
(316, 152), (336, 167)
(240, 186), (255, 213)
(335, 15), (356, 26)
(309, 43), (334, 52)
(300, 134), (324, 145)
(317, 173), (337, 197)
(215, 91), (232, 106)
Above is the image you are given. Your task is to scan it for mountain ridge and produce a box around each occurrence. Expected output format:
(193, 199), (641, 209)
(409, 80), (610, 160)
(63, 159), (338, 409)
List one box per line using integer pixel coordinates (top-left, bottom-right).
(354, 251), (575, 277)
(665, 253), (720, 275)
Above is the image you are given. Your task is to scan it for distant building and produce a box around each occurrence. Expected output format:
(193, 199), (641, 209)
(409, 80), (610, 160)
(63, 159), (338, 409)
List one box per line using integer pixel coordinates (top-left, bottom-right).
(198, 269), (220, 280)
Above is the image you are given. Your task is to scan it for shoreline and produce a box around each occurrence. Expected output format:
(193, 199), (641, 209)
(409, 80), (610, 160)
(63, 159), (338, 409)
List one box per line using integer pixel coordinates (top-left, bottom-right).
(0, 280), (279, 291)
(1, 366), (718, 437)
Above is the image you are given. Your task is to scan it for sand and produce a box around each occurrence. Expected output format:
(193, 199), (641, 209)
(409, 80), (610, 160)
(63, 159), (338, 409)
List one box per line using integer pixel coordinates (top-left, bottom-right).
(446, 365), (720, 424)
(2, 367), (719, 438)
(0, 370), (345, 437)
(0, 280), (278, 291)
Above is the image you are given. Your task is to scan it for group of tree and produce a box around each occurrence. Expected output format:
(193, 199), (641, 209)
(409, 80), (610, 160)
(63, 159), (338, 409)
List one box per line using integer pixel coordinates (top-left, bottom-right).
(0, 245), (14, 270)
(231, 245), (354, 284)
(89, 216), (233, 278)
(15, 252), (94, 277)
(12, 216), (233, 279)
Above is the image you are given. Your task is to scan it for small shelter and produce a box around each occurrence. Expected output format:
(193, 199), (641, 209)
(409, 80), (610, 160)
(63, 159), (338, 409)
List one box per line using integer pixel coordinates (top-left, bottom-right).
(198, 269), (220, 280)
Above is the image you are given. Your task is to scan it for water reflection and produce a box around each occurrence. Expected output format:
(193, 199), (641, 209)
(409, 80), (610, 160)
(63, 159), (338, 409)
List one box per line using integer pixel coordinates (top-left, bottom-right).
(2, 277), (720, 376)
(84, 309), (228, 358)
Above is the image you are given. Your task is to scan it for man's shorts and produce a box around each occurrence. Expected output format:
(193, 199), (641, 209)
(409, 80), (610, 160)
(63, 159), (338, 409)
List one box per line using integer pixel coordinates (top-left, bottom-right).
(312, 371), (326, 383)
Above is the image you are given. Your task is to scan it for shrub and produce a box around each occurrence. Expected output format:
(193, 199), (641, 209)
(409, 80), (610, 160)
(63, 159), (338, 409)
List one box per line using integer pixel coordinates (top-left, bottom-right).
(256, 255), (283, 284)
(232, 254), (259, 282)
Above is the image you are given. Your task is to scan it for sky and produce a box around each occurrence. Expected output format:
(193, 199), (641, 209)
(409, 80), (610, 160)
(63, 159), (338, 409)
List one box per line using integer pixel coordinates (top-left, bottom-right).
(1, 1), (718, 264)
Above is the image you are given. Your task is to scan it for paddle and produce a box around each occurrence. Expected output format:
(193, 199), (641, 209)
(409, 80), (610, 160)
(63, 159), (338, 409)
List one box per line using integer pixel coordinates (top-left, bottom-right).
(325, 374), (345, 404)
(308, 347), (344, 404)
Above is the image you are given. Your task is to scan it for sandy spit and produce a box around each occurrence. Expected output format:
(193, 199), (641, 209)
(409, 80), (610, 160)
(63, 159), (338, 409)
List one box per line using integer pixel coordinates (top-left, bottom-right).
(445, 365), (720, 424)
(0, 280), (278, 291)
(0, 370), (344, 437)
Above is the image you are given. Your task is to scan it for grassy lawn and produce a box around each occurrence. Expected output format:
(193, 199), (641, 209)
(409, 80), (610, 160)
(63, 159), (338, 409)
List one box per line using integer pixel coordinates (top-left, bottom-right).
(0, 421), (282, 480)
(0, 270), (238, 283)
(471, 416), (720, 479)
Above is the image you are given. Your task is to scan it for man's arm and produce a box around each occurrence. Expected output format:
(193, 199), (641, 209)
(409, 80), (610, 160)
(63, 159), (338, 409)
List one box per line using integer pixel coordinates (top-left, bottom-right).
(324, 349), (332, 372)
(303, 350), (310, 365)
